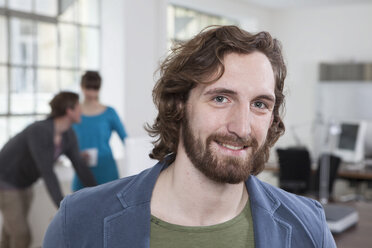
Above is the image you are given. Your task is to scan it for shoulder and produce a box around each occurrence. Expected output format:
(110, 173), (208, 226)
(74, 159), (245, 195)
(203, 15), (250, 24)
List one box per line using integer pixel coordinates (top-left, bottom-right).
(106, 106), (114, 111)
(27, 119), (51, 131)
(252, 178), (336, 247)
(257, 178), (324, 218)
(253, 178), (328, 241)
(65, 175), (137, 215)
(104, 106), (120, 117)
(25, 119), (53, 139)
(60, 163), (160, 219)
(105, 107), (124, 125)
(44, 176), (137, 247)
(59, 177), (136, 233)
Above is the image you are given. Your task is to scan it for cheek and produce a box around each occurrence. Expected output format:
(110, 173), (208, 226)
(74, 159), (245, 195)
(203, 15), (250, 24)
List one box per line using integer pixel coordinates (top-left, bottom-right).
(252, 116), (272, 142)
(193, 108), (228, 134)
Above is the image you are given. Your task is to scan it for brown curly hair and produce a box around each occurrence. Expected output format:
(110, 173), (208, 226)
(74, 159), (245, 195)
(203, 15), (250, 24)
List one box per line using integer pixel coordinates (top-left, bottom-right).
(49, 91), (79, 118)
(146, 25), (286, 166)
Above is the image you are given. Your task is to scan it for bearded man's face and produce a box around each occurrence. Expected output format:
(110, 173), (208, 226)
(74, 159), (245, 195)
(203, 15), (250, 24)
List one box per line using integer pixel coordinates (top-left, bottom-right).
(180, 52), (275, 183)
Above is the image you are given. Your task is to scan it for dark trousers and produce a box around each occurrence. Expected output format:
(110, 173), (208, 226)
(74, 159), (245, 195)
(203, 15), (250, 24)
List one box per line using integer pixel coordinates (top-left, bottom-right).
(0, 187), (33, 248)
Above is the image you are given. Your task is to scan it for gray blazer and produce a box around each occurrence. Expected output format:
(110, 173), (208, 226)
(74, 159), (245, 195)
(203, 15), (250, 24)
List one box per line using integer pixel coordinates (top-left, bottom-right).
(0, 118), (96, 207)
(44, 159), (336, 247)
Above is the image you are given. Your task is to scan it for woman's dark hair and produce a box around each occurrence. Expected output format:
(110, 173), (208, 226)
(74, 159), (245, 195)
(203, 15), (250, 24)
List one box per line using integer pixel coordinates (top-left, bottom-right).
(81, 71), (102, 90)
(49, 91), (79, 118)
(146, 25), (286, 171)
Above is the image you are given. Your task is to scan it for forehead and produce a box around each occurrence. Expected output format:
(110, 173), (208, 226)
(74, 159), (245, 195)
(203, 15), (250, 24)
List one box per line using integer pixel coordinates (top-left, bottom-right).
(192, 52), (275, 99)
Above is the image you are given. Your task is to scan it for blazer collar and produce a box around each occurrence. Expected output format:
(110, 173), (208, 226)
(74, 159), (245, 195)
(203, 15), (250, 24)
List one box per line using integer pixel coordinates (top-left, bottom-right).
(246, 176), (281, 215)
(246, 176), (292, 248)
(117, 158), (169, 208)
(103, 159), (169, 248)
(105, 160), (291, 248)
(116, 160), (283, 212)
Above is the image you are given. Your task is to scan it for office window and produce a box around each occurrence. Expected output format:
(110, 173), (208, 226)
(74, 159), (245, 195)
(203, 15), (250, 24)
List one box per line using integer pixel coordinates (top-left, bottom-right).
(10, 67), (35, 114)
(0, 16), (7, 63)
(0, 0), (101, 147)
(79, 0), (99, 26)
(10, 18), (34, 66)
(9, 0), (33, 13)
(37, 22), (58, 67)
(35, 0), (58, 16)
(80, 26), (99, 69)
(0, 66), (6, 114)
(0, 16), (7, 115)
(167, 5), (237, 48)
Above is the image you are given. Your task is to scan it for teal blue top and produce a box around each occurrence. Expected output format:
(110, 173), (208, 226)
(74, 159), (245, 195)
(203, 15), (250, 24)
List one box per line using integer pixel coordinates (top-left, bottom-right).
(72, 106), (127, 191)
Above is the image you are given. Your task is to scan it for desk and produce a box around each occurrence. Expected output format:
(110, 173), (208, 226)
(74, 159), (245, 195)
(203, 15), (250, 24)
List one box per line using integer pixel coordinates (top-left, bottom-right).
(263, 165), (371, 246)
(337, 164), (372, 181)
(333, 202), (372, 248)
(264, 162), (372, 200)
(264, 162), (372, 181)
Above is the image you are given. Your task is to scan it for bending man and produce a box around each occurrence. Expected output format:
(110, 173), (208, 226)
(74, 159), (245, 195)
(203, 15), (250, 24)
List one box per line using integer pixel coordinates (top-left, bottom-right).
(0, 91), (97, 248)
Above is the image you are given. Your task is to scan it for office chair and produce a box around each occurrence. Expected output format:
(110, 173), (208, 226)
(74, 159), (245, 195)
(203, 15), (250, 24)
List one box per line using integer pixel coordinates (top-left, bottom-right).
(311, 153), (342, 201)
(276, 147), (312, 195)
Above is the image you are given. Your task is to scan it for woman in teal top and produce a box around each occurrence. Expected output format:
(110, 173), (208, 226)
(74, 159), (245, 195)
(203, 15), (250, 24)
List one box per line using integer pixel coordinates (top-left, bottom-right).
(72, 71), (127, 191)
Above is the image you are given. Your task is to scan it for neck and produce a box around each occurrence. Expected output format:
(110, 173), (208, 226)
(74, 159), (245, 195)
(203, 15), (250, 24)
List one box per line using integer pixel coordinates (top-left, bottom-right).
(151, 150), (248, 226)
(83, 98), (99, 105)
(53, 116), (72, 135)
(81, 100), (105, 116)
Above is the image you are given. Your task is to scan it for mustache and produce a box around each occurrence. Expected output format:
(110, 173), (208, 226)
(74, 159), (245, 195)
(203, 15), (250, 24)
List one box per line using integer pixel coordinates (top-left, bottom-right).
(207, 133), (259, 148)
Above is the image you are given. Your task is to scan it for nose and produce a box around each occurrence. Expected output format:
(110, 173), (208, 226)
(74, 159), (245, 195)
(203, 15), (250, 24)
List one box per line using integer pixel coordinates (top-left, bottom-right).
(227, 104), (252, 139)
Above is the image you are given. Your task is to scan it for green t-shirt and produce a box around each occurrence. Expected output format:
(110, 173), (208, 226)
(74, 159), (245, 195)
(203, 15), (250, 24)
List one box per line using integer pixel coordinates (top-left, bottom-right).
(150, 200), (255, 248)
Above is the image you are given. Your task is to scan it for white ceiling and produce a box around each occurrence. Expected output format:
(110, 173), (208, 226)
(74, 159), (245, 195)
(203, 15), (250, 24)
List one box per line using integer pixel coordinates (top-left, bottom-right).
(240, 0), (372, 9)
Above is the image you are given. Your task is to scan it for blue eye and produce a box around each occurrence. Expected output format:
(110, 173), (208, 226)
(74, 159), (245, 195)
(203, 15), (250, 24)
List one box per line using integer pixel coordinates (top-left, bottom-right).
(254, 101), (267, 109)
(214, 96), (228, 103)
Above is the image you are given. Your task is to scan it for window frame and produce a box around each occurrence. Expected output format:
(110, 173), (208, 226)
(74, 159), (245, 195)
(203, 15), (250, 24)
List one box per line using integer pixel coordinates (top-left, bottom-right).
(0, 0), (101, 145)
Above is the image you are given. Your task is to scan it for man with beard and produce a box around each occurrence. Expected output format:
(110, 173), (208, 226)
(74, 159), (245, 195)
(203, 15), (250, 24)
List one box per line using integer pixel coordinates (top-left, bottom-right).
(44, 26), (336, 247)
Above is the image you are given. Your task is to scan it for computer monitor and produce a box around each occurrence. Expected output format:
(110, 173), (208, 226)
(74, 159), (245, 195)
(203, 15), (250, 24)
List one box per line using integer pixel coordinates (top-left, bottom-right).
(364, 122), (372, 165)
(334, 121), (367, 163)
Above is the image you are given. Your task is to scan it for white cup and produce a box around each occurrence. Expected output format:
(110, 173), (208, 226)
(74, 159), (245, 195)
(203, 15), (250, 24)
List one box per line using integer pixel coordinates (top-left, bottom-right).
(84, 148), (98, 167)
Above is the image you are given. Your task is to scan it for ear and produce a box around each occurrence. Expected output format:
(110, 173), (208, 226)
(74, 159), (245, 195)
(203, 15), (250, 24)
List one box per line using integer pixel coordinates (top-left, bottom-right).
(65, 107), (74, 116)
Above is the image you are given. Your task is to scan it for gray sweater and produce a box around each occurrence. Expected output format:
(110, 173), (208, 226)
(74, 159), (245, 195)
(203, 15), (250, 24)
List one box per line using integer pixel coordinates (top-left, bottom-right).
(0, 118), (97, 207)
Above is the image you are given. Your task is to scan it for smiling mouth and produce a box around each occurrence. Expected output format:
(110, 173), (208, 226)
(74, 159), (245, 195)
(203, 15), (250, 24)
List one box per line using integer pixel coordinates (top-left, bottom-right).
(217, 142), (248, 151)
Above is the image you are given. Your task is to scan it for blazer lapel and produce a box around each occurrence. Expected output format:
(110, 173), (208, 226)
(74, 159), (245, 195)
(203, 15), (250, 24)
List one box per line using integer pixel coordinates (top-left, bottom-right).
(103, 160), (167, 248)
(246, 176), (292, 248)
(103, 161), (292, 248)
(250, 204), (292, 248)
(104, 203), (151, 248)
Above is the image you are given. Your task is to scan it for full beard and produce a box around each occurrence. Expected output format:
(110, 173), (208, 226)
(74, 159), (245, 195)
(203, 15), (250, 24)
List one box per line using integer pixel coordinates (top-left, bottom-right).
(182, 116), (268, 184)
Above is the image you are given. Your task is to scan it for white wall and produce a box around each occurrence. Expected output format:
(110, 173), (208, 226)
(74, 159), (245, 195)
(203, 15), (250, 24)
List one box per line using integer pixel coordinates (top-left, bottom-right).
(122, 0), (163, 138)
(269, 4), (372, 156)
(100, 0), (127, 160)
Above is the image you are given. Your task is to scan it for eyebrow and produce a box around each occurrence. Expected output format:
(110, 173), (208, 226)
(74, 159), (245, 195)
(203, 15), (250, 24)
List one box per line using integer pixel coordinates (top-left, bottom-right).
(203, 87), (276, 103)
(256, 94), (276, 104)
(203, 88), (237, 96)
